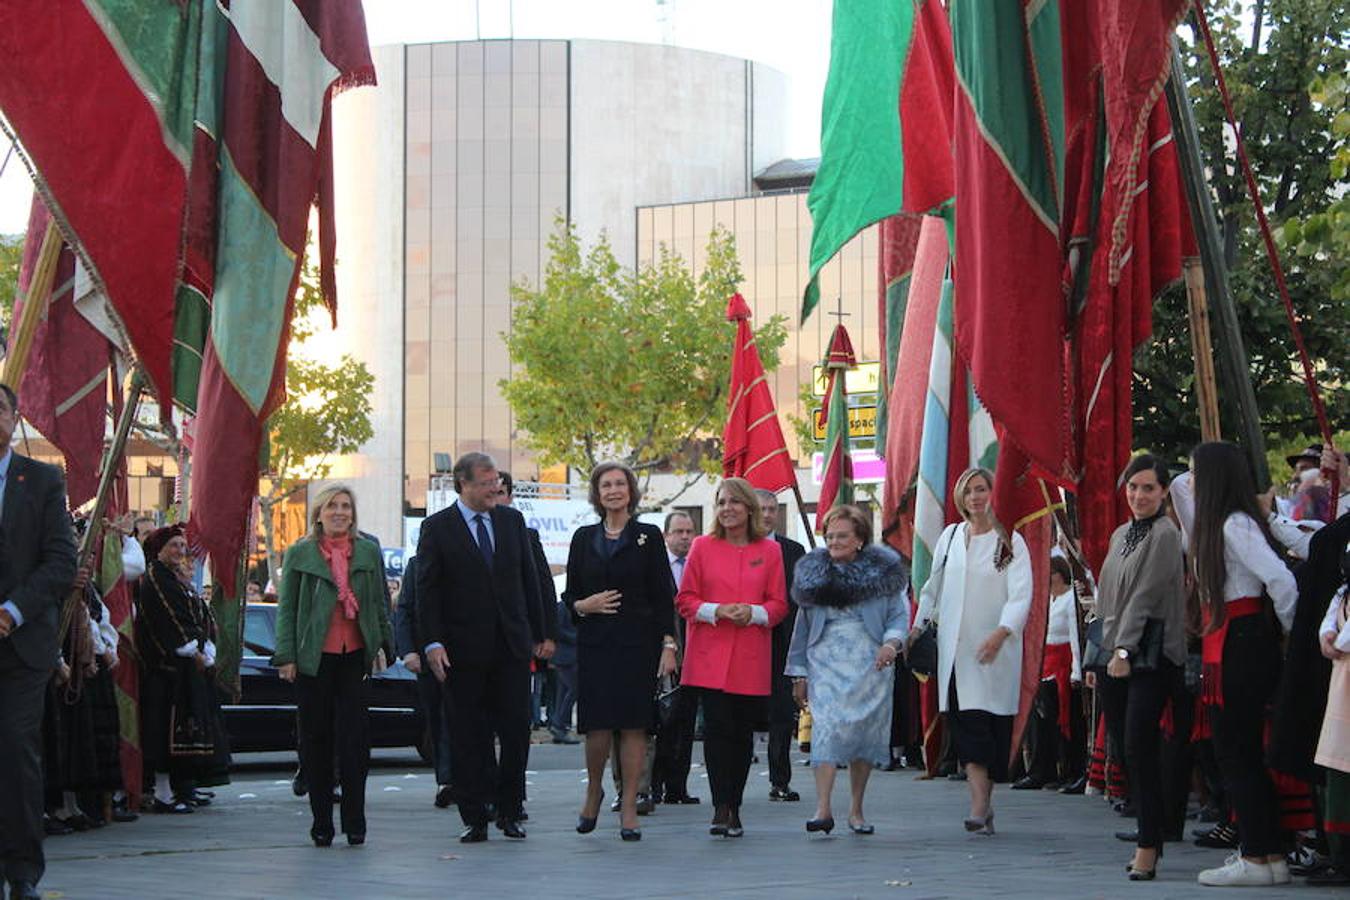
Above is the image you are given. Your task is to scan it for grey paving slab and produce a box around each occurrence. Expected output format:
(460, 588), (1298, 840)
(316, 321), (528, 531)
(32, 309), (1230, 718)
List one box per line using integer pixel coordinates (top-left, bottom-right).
(39, 743), (1311, 900)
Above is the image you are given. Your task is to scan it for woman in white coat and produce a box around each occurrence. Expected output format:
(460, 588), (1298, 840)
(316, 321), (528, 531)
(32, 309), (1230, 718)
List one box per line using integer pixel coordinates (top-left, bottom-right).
(909, 467), (1032, 835)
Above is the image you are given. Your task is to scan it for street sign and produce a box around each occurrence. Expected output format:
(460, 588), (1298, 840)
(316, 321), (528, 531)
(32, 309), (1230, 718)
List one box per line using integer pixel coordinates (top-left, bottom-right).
(811, 404), (877, 440)
(812, 360), (881, 396)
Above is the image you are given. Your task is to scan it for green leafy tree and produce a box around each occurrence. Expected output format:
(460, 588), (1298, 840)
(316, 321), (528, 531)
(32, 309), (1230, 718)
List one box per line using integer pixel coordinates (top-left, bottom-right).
(258, 256), (375, 584)
(0, 232), (24, 335)
(1132, 0), (1349, 467)
(502, 219), (788, 506)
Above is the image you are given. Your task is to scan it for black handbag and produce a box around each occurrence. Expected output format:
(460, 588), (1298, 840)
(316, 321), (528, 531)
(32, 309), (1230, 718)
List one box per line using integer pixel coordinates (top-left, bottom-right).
(908, 622), (939, 677)
(1083, 617), (1165, 673)
(1083, 618), (1109, 672)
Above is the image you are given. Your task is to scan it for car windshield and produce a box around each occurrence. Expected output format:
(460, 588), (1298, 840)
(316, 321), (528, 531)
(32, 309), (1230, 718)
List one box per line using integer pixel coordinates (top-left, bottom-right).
(243, 605), (275, 656)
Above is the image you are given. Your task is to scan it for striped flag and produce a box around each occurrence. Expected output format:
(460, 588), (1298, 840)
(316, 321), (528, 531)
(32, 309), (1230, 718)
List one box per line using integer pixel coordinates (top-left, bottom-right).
(722, 294), (796, 493)
(181, 1), (374, 590)
(99, 510), (141, 801)
(803, 0), (956, 322)
(0, 2), (374, 593)
(815, 324), (857, 532)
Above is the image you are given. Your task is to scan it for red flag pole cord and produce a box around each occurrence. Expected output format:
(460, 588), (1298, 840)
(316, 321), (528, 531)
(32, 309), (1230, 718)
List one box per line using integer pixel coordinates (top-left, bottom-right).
(1192, 0), (1339, 520)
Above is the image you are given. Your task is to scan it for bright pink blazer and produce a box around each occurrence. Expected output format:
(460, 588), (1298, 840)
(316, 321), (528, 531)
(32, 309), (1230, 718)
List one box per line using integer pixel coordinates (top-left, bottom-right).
(676, 535), (788, 696)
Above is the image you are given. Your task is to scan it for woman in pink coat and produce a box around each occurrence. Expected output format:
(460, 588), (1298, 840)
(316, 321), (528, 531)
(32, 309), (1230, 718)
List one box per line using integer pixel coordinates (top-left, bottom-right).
(676, 477), (788, 838)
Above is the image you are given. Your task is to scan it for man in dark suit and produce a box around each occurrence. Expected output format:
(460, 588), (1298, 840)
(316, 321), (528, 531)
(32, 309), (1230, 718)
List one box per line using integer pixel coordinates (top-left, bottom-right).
(652, 510), (700, 804)
(417, 452), (545, 843)
(395, 555), (454, 808)
(0, 382), (77, 900)
(758, 489), (805, 802)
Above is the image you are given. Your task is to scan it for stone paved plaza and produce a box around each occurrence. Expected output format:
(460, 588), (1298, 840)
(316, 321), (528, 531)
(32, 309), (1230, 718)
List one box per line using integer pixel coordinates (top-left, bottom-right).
(42, 743), (1312, 900)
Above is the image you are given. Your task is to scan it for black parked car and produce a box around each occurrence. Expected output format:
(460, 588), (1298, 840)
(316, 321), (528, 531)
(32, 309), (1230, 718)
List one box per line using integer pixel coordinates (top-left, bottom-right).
(224, 603), (428, 760)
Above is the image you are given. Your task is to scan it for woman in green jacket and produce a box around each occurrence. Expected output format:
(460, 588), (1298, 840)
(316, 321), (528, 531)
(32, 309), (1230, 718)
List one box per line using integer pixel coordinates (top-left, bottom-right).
(273, 484), (393, 847)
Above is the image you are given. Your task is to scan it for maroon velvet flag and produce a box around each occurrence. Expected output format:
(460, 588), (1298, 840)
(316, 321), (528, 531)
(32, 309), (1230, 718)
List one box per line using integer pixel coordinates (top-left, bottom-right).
(722, 294), (796, 493)
(815, 324), (858, 532)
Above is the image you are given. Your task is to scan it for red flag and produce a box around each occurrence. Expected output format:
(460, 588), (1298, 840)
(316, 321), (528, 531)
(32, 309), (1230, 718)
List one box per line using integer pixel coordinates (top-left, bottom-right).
(6, 198), (110, 506)
(881, 215), (950, 553)
(0, 2), (194, 403)
(722, 294), (796, 493)
(816, 324), (858, 532)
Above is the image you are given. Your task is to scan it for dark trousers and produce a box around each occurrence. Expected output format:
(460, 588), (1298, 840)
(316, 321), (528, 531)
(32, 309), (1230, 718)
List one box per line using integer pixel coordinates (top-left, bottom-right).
(0, 649), (49, 885)
(1212, 615), (1281, 857)
(550, 663), (578, 736)
(296, 651), (370, 838)
(1026, 680), (1086, 783)
(700, 689), (759, 810)
(768, 675), (796, 789)
(443, 643), (531, 828)
(1100, 659), (1191, 849)
(653, 686), (697, 797)
(415, 670), (452, 786)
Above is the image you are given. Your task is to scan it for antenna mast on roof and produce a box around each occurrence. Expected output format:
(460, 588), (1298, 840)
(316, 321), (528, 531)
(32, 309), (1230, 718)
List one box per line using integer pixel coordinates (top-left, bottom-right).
(655, 0), (676, 45)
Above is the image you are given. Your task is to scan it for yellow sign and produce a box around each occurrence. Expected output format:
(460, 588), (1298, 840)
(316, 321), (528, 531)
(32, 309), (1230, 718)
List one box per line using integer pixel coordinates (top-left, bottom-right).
(812, 405), (878, 441)
(812, 361), (881, 396)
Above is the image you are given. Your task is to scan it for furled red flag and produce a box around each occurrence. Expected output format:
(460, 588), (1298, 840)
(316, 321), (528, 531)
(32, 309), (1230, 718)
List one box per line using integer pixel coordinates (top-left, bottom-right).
(0, 2), (200, 404)
(6, 197), (110, 507)
(880, 215), (950, 554)
(874, 212), (923, 454)
(815, 324), (857, 532)
(803, 0), (956, 321)
(722, 293), (796, 493)
(184, 2), (374, 591)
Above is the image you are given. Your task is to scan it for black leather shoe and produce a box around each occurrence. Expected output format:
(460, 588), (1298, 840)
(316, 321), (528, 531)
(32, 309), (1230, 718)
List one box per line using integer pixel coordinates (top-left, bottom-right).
(768, 786), (800, 802)
(1194, 822), (1238, 849)
(9, 880), (41, 900)
(1058, 776), (1087, 795)
(709, 804), (730, 836)
(805, 817), (835, 834)
(664, 792), (701, 805)
(611, 797), (622, 812)
(347, 833), (365, 846)
(312, 833), (334, 848)
(459, 824), (488, 843)
(620, 827), (642, 841)
(1307, 865), (1350, 886)
(1115, 830), (1139, 842)
(43, 815), (74, 836)
(1011, 776), (1046, 790)
(497, 819), (527, 839)
(152, 798), (194, 815)
(291, 770), (307, 797)
(724, 809), (744, 838)
(635, 793), (655, 815)
(434, 785), (455, 808)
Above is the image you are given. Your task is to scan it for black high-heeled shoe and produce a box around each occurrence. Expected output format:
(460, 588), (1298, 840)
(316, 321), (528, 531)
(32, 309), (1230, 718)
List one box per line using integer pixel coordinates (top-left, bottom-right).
(724, 808), (744, 838)
(805, 817), (835, 834)
(620, 827), (642, 841)
(848, 819), (874, 835)
(311, 829), (335, 848)
(1126, 846), (1161, 880)
(709, 804), (730, 836)
(577, 789), (605, 834)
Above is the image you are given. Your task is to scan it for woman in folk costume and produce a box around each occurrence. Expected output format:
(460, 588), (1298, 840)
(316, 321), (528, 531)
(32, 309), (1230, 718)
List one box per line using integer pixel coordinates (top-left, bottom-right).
(137, 525), (219, 814)
(1312, 530), (1350, 886)
(909, 467), (1032, 835)
(1170, 442), (1299, 887)
(786, 504), (909, 836)
(1093, 454), (1190, 881)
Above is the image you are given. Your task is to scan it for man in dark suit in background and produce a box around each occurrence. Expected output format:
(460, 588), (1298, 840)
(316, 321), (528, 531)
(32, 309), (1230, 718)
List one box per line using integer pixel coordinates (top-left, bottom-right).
(395, 555), (454, 808)
(0, 383), (77, 900)
(758, 489), (805, 802)
(417, 452), (545, 843)
(652, 511), (700, 804)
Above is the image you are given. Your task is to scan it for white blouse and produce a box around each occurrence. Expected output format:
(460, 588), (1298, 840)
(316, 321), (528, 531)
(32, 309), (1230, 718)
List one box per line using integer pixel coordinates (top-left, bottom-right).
(1320, 587), (1350, 654)
(1169, 471), (1299, 631)
(1044, 587), (1082, 682)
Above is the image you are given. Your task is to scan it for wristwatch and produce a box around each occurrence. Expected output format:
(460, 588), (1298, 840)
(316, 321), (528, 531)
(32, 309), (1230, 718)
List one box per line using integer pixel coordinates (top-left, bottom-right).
(1114, 648), (1130, 660)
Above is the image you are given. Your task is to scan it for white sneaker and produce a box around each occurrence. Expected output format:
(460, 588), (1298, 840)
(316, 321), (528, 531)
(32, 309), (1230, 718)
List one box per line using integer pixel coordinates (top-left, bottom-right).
(1268, 858), (1291, 885)
(1198, 856), (1275, 887)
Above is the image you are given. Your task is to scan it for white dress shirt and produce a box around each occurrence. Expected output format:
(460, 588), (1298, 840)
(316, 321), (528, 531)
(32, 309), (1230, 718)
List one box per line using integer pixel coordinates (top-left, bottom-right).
(1170, 471), (1300, 630)
(1044, 586), (1082, 682)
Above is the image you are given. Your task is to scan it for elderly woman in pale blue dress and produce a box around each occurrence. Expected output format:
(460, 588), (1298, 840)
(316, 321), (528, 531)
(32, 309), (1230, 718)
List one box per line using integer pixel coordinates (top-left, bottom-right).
(786, 505), (908, 836)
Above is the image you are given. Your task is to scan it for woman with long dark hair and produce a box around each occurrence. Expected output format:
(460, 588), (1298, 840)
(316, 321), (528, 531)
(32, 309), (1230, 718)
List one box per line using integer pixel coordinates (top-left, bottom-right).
(1094, 453), (1188, 881)
(1171, 441), (1298, 887)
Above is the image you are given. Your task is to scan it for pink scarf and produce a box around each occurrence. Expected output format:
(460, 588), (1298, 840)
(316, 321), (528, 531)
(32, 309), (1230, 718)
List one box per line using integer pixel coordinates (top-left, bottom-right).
(318, 535), (360, 620)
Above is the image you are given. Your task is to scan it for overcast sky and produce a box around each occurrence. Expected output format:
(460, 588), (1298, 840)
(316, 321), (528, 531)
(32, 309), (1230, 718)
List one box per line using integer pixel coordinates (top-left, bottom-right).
(0, 0), (830, 235)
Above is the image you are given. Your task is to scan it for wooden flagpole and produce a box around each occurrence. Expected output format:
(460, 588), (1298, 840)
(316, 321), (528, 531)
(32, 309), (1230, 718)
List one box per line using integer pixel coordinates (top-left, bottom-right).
(1183, 258), (1223, 442)
(3, 218), (61, 386)
(59, 367), (144, 641)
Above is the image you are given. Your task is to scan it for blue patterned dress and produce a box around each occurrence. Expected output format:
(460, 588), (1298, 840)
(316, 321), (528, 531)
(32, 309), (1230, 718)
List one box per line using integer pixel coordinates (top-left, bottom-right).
(806, 605), (894, 767)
